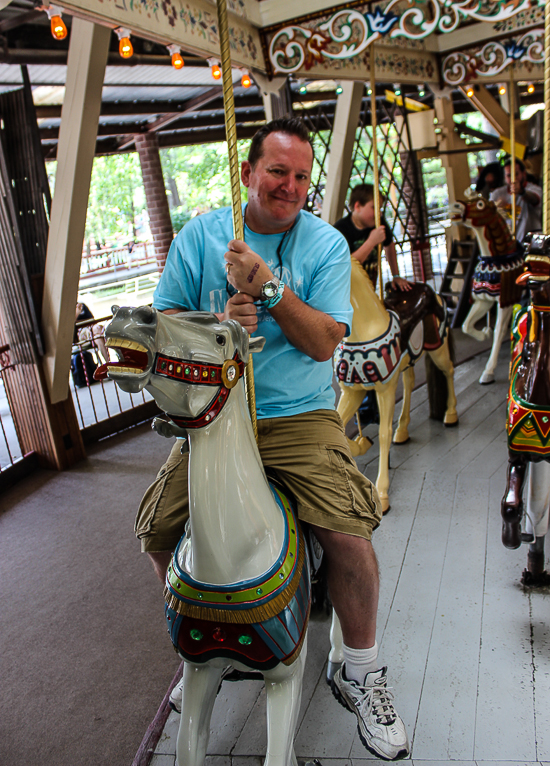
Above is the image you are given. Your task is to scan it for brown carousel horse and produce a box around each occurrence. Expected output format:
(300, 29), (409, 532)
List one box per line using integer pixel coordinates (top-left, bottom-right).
(449, 193), (524, 384)
(334, 257), (458, 513)
(501, 234), (550, 586)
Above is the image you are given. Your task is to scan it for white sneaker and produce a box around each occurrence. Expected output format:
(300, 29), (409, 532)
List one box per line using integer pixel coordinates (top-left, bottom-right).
(169, 676), (184, 713)
(332, 665), (409, 761)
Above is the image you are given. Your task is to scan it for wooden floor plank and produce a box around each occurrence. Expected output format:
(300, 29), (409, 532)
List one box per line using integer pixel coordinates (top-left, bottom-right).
(412, 465), (490, 761)
(473, 468), (536, 762)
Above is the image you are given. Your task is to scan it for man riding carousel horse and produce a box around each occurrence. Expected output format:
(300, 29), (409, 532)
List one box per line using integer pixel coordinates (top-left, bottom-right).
(134, 118), (410, 761)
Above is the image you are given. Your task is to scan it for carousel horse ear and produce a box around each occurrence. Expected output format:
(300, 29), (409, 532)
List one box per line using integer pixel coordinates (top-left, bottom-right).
(464, 187), (480, 201)
(224, 319), (252, 361)
(111, 305), (120, 316)
(249, 336), (266, 354)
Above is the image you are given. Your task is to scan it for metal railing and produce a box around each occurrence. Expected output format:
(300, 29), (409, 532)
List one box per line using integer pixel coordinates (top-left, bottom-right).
(80, 242), (158, 291)
(0, 345), (25, 472)
(71, 314), (158, 444)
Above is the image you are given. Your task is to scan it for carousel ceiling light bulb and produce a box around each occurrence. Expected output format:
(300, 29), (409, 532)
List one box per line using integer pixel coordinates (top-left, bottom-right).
(46, 5), (67, 40)
(241, 72), (251, 88)
(167, 44), (184, 70)
(116, 28), (133, 59)
(211, 63), (222, 80)
(527, 83), (535, 94)
(499, 85), (506, 95)
(336, 84), (343, 94)
(466, 87), (474, 98)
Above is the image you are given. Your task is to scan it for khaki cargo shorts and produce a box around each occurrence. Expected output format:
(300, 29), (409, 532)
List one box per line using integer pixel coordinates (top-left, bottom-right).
(135, 409), (382, 552)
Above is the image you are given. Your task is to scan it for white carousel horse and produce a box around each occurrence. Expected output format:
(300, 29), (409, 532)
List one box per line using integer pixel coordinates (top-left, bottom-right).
(334, 257), (458, 513)
(501, 234), (550, 586)
(449, 193), (524, 385)
(98, 307), (310, 766)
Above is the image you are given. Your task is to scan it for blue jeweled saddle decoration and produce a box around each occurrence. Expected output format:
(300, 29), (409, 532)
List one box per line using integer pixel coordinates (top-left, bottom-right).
(164, 485), (310, 670)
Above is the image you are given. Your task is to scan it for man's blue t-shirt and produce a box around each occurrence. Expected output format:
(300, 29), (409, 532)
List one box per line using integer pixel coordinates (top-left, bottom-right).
(153, 207), (352, 419)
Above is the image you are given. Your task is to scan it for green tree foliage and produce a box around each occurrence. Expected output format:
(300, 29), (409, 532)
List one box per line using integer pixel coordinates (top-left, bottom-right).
(85, 153), (146, 247)
(160, 141), (250, 233)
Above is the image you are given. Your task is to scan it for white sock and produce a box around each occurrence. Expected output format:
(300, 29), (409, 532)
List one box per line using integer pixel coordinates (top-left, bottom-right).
(342, 641), (379, 684)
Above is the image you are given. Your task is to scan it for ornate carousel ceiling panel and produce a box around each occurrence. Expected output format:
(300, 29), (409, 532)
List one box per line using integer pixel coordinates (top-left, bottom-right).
(261, 0), (546, 82)
(60, 0), (262, 69)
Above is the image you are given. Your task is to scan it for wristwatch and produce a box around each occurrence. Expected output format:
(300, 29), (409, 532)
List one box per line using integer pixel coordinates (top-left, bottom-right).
(260, 276), (280, 303)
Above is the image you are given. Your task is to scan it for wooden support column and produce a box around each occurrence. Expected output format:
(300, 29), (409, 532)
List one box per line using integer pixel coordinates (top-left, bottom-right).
(135, 132), (174, 272)
(41, 19), (110, 405)
(321, 81), (364, 224)
(434, 96), (472, 207)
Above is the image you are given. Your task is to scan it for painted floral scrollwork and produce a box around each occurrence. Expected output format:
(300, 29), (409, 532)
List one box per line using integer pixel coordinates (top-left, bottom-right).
(386, 0), (534, 40)
(269, 8), (398, 73)
(442, 28), (545, 84)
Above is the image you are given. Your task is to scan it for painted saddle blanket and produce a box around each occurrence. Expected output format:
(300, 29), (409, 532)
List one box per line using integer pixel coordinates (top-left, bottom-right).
(334, 310), (402, 386)
(164, 485), (310, 671)
(472, 250), (524, 305)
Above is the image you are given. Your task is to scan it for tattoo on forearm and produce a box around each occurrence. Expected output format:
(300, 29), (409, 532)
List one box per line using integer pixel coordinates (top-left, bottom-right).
(247, 263), (260, 283)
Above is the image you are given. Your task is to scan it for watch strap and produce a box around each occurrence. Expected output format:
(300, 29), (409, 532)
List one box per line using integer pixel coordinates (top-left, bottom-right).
(264, 280), (285, 310)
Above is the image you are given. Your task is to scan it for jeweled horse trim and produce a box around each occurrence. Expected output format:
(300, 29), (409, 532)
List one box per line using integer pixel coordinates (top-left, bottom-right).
(164, 486), (306, 624)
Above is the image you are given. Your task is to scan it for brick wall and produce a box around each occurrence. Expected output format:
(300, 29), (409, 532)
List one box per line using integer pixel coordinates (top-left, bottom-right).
(135, 133), (173, 272)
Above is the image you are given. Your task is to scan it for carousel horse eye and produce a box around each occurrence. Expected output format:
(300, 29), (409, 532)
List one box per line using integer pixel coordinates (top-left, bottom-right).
(216, 334), (226, 346)
(476, 200), (485, 210)
(136, 306), (154, 324)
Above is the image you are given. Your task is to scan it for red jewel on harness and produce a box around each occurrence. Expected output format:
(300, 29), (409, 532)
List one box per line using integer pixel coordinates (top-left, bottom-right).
(212, 627), (226, 642)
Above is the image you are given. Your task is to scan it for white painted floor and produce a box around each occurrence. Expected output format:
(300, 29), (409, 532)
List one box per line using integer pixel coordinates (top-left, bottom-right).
(148, 350), (550, 766)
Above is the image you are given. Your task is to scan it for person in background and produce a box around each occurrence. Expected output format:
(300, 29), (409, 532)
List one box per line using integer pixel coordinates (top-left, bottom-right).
(490, 158), (542, 242)
(75, 302), (110, 365)
(333, 184), (412, 292)
(475, 161), (504, 200)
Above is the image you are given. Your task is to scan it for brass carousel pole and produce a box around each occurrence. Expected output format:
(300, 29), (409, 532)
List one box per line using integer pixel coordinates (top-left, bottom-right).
(544, 0), (550, 234)
(216, 0), (258, 441)
(509, 65), (516, 236)
(370, 45), (383, 299)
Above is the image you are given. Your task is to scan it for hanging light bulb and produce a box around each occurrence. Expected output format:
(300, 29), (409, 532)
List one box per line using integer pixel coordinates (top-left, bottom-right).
(241, 71), (251, 88)
(527, 83), (535, 94)
(46, 5), (67, 40)
(499, 85), (506, 96)
(335, 84), (343, 95)
(116, 28), (133, 59)
(167, 44), (184, 70)
(466, 86), (474, 98)
(211, 63), (222, 80)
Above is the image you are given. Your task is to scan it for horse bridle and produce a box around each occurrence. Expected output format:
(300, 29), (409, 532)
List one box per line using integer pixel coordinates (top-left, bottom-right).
(154, 351), (245, 429)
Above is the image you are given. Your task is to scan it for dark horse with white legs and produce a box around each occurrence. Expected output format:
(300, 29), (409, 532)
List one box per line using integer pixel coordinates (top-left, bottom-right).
(449, 193), (524, 385)
(501, 234), (550, 586)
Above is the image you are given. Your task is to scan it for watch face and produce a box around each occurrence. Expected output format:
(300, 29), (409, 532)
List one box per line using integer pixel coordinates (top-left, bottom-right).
(262, 280), (278, 299)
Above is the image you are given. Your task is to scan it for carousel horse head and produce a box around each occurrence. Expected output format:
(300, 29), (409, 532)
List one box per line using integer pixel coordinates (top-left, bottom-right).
(96, 306), (264, 420)
(449, 190), (516, 258)
(516, 233), (550, 302)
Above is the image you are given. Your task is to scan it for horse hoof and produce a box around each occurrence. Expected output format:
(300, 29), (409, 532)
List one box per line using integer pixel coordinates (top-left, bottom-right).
(479, 372), (495, 385)
(482, 327), (494, 342)
(502, 520), (521, 549)
(326, 660), (342, 684)
(521, 568), (550, 587)
(444, 414), (458, 428)
(350, 436), (373, 456)
(393, 431), (410, 445)
(380, 496), (390, 515)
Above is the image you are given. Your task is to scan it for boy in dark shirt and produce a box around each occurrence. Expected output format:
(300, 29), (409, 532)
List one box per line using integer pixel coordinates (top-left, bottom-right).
(334, 183), (412, 292)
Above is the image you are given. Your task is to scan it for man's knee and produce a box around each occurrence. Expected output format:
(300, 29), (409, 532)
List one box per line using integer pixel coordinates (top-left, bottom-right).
(148, 550), (172, 583)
